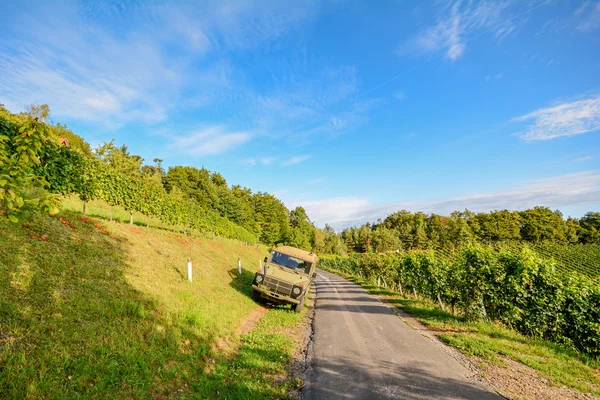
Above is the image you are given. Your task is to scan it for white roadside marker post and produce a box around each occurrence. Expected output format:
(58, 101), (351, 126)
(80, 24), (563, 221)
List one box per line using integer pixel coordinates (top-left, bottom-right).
(187, 200), (194, 282)
(187, 233), (192, 281)
(238, 258), (242, 275)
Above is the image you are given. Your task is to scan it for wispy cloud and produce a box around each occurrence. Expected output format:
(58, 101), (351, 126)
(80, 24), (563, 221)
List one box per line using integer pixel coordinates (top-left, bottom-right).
(512, 95), (600, 141)
(575, 156), (595, 162)
(534, 1), (600, 35)
(574, 1), (600, 32)
(171, 126), (251, 156)
(0, 1), (320, 127)
(401, 1), (519, 61)
(288, 171), (600, 228)
(0, 3), (228, 125)
(260, 157), (277, 165)
(282, 155), (311, 166)
(246, 65), (375, 143)
(308, 178), (326, 185)
(485, 73), (503, 81)
(329, 117), (348, 130)
(0, 1), (373, 153)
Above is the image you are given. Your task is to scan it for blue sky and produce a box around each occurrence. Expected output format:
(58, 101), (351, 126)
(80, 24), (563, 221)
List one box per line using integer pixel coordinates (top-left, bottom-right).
(1, 0), (599, 228)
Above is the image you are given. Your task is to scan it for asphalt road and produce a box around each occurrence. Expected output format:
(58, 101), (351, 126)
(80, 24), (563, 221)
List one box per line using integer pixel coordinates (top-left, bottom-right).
(303, 270), (503, 400)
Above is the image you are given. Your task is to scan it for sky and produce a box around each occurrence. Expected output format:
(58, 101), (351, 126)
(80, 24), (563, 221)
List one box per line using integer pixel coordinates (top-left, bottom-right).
(1, 0), (599, 229)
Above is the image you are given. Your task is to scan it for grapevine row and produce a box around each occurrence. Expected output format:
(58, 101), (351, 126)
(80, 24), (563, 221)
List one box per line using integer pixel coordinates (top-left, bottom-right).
(320, 248), (600, 357)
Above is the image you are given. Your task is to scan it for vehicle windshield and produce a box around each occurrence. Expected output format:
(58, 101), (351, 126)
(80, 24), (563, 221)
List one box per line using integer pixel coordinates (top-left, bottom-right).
(270, 251), (311, 273)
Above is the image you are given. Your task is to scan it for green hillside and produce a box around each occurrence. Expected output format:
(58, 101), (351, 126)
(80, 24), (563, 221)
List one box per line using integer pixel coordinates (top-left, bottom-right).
(0, 211), (305, 399)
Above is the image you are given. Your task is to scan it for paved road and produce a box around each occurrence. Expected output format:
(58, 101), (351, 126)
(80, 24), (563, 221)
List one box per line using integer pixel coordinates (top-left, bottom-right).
(303, 270), (502, 400)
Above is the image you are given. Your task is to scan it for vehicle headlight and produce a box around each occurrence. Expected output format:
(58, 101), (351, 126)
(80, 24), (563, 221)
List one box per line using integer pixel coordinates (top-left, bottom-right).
(254, 273), (264, 284)
(291, 285), (304, 298)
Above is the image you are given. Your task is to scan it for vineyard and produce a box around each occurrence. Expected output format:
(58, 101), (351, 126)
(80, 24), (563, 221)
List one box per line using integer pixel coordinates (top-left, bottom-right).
(430, 242), (600, 278)
(319, 247), (600, 357)
(495, 241), (600, 278)
(38, 144), (259, 243)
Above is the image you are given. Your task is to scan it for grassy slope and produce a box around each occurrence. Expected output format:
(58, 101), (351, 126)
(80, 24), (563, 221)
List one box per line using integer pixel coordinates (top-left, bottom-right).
(321, 269), (600, 396)
(0, 211), (305, 399)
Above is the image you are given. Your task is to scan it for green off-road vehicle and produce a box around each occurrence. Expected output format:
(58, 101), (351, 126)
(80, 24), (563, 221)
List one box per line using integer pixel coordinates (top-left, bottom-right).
(251, 246), (318, 313)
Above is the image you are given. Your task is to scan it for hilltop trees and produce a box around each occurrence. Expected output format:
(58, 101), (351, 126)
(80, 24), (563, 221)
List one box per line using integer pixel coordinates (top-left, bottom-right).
(253, 192), (290, 245)
(580, 212), (600, 244)
(340, 206), (600, 254)
(287, 206), (313, 250)
(520, 207), (567, 242)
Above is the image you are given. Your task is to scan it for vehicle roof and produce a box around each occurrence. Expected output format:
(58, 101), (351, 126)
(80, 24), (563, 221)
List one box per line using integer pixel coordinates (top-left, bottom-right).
(273, 246), (319, 263)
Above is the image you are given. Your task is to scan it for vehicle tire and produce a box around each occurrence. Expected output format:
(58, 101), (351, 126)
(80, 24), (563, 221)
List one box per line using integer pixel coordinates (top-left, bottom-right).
(293, 294), (305, 313)
(251, 290), (261, 302)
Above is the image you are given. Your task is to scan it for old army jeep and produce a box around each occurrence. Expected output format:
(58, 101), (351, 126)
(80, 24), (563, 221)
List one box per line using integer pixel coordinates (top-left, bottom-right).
(251, 246), (318, 313)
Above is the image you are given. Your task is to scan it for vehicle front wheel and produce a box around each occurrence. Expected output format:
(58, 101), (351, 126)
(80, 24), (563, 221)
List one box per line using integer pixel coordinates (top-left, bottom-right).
(251, 290), (261, 302)
(292, 294), (305, 313)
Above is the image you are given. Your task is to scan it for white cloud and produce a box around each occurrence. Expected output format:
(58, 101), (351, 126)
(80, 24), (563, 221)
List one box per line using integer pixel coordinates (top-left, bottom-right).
(512, 95), (600, 141)
(308, 178), (326, 185)
(575, 156), (594, 162)
(393, 91), (406, 101)
(171, 126), (251, 156)
(282, 155), (311, 166)
(329, 117), (347, 130)
(401, 1), (517, 61)
(287, 171), (600, 229)
(287, 197), (372, 228)
(485, 73), (503, 81)
(260, 157), (277, 165)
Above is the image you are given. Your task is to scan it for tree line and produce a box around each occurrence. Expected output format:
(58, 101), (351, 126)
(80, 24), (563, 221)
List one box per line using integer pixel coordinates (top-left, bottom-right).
(3, 103), (597, 254)
(341, 208), (600, 254)
(0, 104), (344, 250)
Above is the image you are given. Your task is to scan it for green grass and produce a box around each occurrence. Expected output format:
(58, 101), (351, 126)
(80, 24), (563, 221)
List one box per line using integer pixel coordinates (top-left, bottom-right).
(191, 306), (305, 399)
(0, 210), (306, 399)
(323, 268), (600, 396)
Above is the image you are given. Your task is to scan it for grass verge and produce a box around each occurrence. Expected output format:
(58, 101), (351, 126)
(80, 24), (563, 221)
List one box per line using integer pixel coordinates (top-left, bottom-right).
(191, 305), (305, 399)
(0, 211), (306, 399)
(320, 267), (600, 396)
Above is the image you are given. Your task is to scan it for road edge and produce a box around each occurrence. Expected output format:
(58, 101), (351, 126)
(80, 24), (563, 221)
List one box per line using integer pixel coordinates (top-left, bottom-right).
(289, 279), (317, 400)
